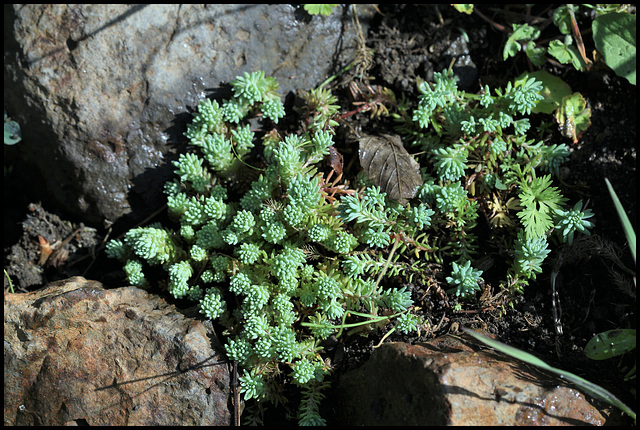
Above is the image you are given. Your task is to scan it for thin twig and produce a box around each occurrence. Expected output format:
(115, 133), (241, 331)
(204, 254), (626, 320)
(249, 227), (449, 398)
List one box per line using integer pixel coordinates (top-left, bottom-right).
(232, 360), (240, 426)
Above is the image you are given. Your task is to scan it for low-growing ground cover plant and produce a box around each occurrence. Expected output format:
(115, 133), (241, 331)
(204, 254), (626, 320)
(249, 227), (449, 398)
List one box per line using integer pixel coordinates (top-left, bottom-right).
(394, 68), (593, 293)
(106, 69), (595, 424)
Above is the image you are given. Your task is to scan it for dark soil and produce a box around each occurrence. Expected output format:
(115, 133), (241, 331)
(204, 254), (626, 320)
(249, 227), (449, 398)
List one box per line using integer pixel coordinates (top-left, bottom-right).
(4, 4), (635, 425)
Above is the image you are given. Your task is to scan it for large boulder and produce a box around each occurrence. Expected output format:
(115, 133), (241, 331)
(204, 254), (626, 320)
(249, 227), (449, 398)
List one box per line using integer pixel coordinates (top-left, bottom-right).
(334, 338), (606, 425)
(4, 277), (231, 426)
(4, 4), (372, 225)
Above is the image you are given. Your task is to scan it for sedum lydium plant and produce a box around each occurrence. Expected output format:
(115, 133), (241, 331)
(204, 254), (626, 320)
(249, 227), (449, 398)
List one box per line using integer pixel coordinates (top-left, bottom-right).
(106, 69), (594, 424)
(106, 71), (425, 425)
(394, 68), (594, 295)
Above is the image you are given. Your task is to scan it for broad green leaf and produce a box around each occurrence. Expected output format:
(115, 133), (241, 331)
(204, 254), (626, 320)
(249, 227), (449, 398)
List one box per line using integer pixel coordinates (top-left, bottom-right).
(548, 36), (587, 71)
(593, 13), (636, 85)
(585, 329), (636, 360)
(504, 24), (540, 61)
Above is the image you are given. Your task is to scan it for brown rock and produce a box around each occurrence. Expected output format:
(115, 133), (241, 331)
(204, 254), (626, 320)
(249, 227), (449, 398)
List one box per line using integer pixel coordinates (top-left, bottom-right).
(4, 277), (231, 426)
(335, 337), (606, 426)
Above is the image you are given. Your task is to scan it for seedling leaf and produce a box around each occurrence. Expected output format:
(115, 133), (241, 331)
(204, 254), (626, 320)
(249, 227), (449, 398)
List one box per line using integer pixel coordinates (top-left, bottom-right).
(554, 93), (591, 143)
(548, 36), (587, 71)
(4, 120), (22, 145)
(304, 4), (337, 16)
(504, 24), (540, 61)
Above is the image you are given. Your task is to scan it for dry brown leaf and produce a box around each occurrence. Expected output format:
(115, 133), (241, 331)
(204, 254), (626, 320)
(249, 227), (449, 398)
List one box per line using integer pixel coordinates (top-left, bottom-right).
(38, 235), (53, 266)
(358, 134), (423, 205)
(326, 146), (343, 176)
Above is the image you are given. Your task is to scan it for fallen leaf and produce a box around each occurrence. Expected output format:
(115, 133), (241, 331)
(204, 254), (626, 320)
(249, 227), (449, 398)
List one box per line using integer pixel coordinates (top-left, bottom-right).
(326, 146), (343, 176)
(358, 134), (423, 205)
(38, 235), (53, 266)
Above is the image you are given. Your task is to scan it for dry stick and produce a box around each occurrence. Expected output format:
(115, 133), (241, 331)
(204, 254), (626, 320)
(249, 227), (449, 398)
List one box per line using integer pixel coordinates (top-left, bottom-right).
(41, 226), (82, 266)
(472, 7), (507, 32)
(232, 360), (240, 426)
(567, 7), (592, 68)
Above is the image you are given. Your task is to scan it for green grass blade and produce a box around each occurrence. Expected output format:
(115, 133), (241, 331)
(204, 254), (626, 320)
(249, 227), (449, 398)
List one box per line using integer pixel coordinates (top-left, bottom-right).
(605, 178), (636, 265)
(463, 328), (636, 421)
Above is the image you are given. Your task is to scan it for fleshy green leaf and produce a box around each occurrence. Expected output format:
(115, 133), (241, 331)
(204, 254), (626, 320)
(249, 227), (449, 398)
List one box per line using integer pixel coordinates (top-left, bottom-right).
(519, 70), (572, 115)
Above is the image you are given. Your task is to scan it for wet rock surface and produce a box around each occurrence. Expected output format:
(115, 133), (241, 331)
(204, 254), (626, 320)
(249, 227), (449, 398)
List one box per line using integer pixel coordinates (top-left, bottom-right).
(4, 4), (373, 225)
(334, 338), (605, 426)
(4, 277), (231, 426)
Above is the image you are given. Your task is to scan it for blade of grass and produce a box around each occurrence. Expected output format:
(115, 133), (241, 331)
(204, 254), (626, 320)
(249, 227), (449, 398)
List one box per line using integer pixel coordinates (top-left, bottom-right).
(605, 178), (636, 265)
(463, 328), (636, 421)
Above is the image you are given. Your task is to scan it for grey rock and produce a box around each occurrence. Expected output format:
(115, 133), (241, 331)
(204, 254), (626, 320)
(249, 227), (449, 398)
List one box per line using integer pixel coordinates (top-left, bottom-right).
(4, 276), (231, 426)
(4, 4), (373, 225)
(444, 33), (477, 90)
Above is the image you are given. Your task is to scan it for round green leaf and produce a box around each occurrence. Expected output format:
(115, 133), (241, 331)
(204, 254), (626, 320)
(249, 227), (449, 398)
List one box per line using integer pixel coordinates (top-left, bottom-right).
(593, 13), (636, 85)
(4, 120), (22, 145)
(585, 329), (636, 360)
